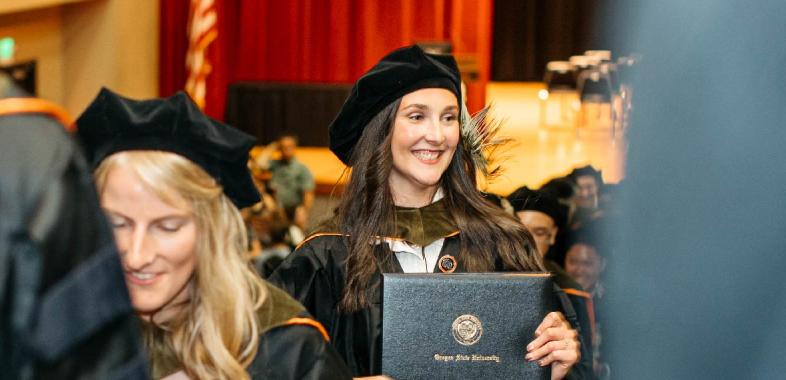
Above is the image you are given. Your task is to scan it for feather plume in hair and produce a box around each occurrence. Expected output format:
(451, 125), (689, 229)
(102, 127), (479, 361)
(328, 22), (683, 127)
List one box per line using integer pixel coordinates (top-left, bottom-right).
(460, 102), (511, 181)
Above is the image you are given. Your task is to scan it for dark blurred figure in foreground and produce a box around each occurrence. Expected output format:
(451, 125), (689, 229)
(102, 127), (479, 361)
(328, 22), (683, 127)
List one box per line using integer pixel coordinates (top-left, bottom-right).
(607, 1), (786, 378)
(0, 74), (148, 379)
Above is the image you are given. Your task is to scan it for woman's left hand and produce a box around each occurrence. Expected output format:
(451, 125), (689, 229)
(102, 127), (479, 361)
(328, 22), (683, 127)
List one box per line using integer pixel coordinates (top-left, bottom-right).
(525, 312), (580, 380)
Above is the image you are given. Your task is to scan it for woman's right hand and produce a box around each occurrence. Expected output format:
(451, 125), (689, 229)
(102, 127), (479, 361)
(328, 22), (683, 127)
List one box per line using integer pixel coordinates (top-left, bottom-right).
(525, 312), (580, 380)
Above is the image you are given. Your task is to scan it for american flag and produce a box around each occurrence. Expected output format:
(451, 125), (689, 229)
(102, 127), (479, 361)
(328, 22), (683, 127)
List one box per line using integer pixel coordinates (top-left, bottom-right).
(185, 0), (218, 109)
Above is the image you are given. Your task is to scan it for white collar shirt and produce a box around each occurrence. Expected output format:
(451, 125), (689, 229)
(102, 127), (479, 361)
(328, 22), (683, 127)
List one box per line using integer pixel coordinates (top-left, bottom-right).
(387, 189), (446, 273)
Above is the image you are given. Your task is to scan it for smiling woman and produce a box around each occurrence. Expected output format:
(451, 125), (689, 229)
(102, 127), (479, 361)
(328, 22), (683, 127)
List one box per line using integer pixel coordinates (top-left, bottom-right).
(268, 45), (589, 379)
(95, 152), (202, 322)
(76, 88), (351, 380)
(389, 88), (460, 207)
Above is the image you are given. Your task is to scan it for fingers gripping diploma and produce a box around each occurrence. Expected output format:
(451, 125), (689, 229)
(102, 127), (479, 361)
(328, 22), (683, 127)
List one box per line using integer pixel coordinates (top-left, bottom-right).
(524, 312), (580, 380)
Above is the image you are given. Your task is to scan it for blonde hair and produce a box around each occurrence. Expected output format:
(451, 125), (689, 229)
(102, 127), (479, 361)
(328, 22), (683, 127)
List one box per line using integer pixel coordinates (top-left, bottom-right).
(94, 151), (267, 380)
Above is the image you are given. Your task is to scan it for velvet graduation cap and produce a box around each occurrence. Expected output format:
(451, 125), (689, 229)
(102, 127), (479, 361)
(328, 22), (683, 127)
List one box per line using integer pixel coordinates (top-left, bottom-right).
(329, 45), (462, 166)
(76, 88), (260, 209)
(508, 186), (565, 228)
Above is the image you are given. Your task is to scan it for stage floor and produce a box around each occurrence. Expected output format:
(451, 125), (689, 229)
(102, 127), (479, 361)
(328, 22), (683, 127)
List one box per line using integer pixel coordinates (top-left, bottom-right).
(295, 82), (626, 196)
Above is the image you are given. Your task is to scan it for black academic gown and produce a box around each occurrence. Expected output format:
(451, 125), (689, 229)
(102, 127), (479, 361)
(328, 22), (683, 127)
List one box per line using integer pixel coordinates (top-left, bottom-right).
(544, 260), (595, 373)
(143, 282), (352, 380)
(269, 227), (595, 379)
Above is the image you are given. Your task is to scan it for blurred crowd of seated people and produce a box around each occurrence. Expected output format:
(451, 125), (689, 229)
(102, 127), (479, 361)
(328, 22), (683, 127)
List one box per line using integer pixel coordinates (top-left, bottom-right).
(242, 135), (315, 278)
(504, 164), (615, 380)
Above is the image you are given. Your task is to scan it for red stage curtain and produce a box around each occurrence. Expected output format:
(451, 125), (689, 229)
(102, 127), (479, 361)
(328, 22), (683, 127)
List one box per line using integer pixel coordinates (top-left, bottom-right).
(158, 0), (189, 105)
(160, 0), (493, 120)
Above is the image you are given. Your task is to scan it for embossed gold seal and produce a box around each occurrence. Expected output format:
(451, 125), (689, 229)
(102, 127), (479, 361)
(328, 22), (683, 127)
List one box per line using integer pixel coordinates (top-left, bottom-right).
(451, 314), (483, 346)
(438, 255), (457, 273)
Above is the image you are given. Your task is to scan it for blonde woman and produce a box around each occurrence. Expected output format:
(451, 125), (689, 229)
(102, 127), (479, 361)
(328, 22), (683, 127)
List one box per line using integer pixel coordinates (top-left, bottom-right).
(77, 89), (351, 380)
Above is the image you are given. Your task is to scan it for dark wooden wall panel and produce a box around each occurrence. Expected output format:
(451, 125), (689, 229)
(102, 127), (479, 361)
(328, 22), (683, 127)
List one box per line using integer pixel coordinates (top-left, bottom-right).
(492, 0), (609, 82)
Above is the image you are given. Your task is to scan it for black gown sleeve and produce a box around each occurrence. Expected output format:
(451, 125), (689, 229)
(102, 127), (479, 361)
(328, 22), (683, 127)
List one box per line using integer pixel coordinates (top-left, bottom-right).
(248, 324), (352, 380)
(268, 241), (322, 311)
(553, 285), (596, 380)
(564, 292), (594, 376)
(268, 238), (342, 339)
(268, 237), (378, 376)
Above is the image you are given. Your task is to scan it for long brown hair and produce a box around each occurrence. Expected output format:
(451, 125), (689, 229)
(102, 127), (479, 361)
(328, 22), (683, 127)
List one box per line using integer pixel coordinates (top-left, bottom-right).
(336, 98), (544, 313)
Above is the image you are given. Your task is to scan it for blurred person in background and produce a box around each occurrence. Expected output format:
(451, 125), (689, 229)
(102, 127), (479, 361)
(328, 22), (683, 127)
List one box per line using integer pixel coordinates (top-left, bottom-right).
(538, 175), (578, 267)
(480, 191), (515, 214)
(564, 231), (606, 296)
(564, 225), (608, 378)
(243, 158), (286, 256)
(253, 212), (293, 279)
(268, 135), (315, 231)
(509, 187), (563, 258)
(568, 165), (605, 228)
